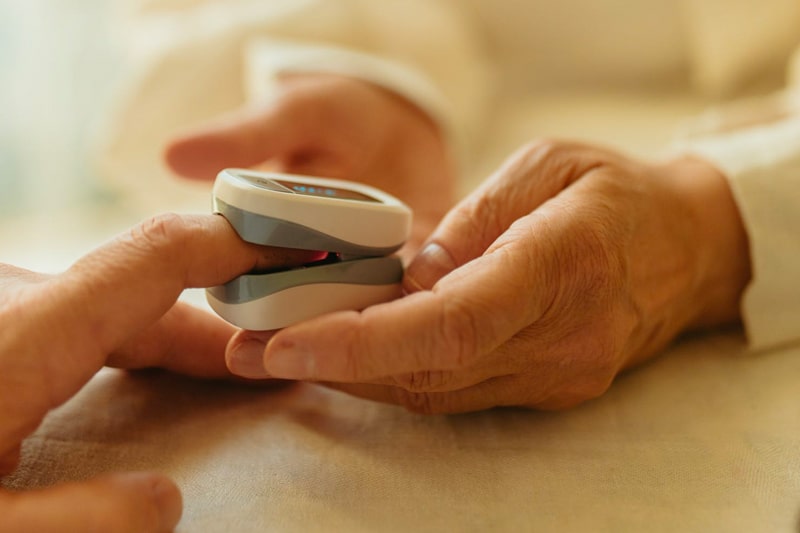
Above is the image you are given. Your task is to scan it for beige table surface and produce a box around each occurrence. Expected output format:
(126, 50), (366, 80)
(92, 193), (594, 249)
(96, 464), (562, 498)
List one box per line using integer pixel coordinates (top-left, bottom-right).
(2, 92), (798, 532)
(4, 331), (799, 532)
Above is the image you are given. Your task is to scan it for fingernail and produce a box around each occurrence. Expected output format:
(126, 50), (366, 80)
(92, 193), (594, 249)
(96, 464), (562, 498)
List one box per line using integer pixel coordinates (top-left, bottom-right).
(405, 242), (457, 291)
(227, 339), (270, 379)
(264, 340), (316, 379)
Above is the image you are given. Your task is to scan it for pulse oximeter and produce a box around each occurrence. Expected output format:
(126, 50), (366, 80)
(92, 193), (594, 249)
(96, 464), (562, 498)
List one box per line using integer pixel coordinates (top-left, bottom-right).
(206, 168), (412, 330)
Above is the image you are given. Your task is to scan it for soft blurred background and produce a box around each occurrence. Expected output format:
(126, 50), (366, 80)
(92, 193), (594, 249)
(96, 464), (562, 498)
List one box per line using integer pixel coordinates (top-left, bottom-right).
(0, 0), (122, 214)
(0, 0), (135, 271)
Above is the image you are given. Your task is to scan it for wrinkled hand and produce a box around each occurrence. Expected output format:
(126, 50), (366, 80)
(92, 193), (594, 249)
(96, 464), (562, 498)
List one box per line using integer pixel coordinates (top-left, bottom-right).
(224, 141), (751, 413)
(0, 214), (317, 531)
(165, 74), (456, 257)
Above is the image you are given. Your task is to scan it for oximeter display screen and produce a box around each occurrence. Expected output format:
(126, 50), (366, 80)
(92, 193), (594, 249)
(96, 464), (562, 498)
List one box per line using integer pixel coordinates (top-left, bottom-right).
(273, 179), (381, 203)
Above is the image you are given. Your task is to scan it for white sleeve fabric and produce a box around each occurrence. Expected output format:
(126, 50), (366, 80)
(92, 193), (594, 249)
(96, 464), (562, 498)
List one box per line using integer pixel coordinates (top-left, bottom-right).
(678, 117), (800, 351)
(97, 0), (490, 210)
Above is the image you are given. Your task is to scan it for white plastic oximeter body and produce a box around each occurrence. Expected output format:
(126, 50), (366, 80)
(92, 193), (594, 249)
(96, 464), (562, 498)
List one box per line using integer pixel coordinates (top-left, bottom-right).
(206, 168), (412, 330)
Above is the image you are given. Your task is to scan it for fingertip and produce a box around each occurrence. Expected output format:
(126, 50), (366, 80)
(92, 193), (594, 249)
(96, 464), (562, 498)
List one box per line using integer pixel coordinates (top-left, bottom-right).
(164, 104), (293, 181)
(3, 472), (184, 533)
(149, 476), (183, 532)
(114, 472), (183, 532)
(226, 330), (276, 379)
(163, 132), (229, 181)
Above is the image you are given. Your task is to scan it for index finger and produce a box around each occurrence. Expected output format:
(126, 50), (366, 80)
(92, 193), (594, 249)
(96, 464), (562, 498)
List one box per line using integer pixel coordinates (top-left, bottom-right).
(61, 213), (318, 361)
(1, 214), (317, 414)
(164, 98), (303, 180)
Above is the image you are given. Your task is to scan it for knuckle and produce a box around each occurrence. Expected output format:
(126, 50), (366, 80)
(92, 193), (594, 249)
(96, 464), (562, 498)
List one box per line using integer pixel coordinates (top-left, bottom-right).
(522, 322), (624, 411)
(391, 389), (449, 415)
(579, 232), (617, 294)
(554, 376), (614, 409)
(509, 137), (615, 193)
(551, 348), (620, 409)
(519, 137), (568, 160)
(340, 341), (362, 382)
(461, 193), (506, 243)
(577, 361), (617, 400)
(337, 313), (374, 381)
(556, 208), (624, 300)
(129, 213), (191, 254)
(392, 369), (455, 393)
(514, 138), (577, 177)
(486, 139), (576, 206)
(436, 296), (481, 368)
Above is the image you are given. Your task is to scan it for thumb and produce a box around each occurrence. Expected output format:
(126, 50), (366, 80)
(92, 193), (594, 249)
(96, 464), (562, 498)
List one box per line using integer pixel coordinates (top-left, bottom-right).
(2, 472), (182, 533)
(405, 141), (606, 291)
(164, 100), (304, 180)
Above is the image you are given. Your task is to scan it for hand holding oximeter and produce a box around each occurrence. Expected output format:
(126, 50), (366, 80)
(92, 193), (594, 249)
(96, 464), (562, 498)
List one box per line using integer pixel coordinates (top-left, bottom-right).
(206, 169), (412, 330)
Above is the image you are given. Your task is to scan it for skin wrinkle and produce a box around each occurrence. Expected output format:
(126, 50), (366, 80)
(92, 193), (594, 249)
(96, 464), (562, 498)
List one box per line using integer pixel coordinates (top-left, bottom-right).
(594, 236), (667, 370)
(128, 214), (190, 285)
(555, 163), (699, 370)
(458, 196), (624, 405)
(65, 268), (170, 365)
(465, 149), (717, 407)
(390, 386), (437, 415)
(521, 140), (607, 192)
(438, 292), (483, 369)
(22, 278), (102, 416)
(459, 142), (572, 238)
(111, 305), (189, 372)
(338, 312), (373, 382)
(423, 199), (494, 273)
(390, 291), (456, 373)
(480, 236), (542, 326)
(467, 194), (510, 251)
(533, 312), (618, 403)
(524, 161), (648, 403)
(393, 369), (454, 394)
(436, 252), (524, 358)
(542, 317), (618, 399)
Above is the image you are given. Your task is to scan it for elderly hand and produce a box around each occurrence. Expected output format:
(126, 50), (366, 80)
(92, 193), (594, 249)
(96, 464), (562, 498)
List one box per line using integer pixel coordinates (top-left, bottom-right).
(224, 141), (751, 413)
(164, 73), (455, 257)
(0, 214), (318, 532)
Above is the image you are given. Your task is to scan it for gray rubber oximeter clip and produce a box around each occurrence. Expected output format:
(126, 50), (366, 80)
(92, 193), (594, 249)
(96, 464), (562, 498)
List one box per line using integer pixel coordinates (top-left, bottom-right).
(206, 169), (413, 331)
